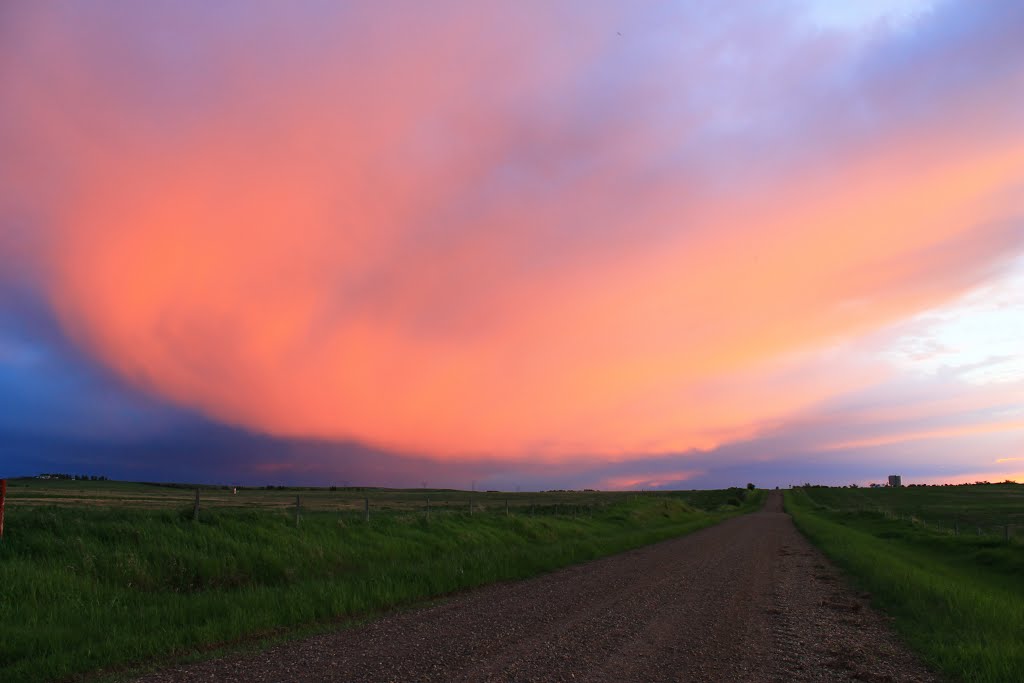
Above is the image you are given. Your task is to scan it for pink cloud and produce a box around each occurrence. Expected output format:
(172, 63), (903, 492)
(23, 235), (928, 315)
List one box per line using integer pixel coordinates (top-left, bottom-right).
(596, 470), (705, 491)
(1, 2), (1022, 465)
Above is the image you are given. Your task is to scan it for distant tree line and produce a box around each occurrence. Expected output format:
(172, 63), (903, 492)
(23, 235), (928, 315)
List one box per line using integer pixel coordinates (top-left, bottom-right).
(37, 473), (108, 481)
(802, 481), (1022, 489)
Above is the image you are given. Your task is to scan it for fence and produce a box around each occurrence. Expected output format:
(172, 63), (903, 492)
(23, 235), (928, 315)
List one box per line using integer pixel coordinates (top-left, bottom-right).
(882, 509), (1019, 543)
(0, 482), (741, 537)
(801, 491), (1021, 544)
(7, 488), (629, 532)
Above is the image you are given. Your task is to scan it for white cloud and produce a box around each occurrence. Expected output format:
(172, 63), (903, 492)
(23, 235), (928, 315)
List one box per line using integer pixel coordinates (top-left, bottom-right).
(881, 256), (1024, 384)
(797, 0), (936, 31)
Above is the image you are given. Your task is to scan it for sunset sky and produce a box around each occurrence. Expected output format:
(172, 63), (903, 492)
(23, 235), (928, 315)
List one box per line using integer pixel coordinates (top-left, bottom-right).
(1, 1), (1022, 489)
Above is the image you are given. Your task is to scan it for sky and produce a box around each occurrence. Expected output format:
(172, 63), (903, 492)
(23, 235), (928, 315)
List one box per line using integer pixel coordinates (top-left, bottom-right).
(1, 0), (1022, 490)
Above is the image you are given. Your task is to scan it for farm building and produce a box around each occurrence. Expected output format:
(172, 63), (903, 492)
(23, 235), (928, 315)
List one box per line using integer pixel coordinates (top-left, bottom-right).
(888, 475), (902, 487)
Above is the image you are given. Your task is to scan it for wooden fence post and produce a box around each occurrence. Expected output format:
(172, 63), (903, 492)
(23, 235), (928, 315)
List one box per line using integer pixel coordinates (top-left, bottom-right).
(0, 478), (6, 540)
(469, 497), (473, 516)
(505, 499), (509, 517)
(364, 497), (370, 523)
(426, 497), (430, 521)
(295, 495), (301, 527)
(192, 489), (200, 522)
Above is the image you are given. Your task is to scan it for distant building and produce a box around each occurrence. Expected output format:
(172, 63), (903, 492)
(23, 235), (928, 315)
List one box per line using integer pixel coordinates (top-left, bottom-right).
(888, 475), (902, 487)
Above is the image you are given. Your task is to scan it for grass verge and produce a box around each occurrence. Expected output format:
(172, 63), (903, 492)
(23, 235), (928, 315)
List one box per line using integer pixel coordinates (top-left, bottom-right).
(1, 489), (762, 682)
(785, 488), (1024, 683)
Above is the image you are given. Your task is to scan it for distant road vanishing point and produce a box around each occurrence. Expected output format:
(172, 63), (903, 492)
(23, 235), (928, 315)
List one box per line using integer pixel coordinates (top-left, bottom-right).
(134, 491), (937, 682)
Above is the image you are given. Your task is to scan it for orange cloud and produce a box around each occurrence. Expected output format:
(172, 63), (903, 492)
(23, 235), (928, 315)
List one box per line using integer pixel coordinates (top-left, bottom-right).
(2, 3), (1022, 461)
(913, 471), (1024, 486)
(820, 421), (1024, 452)
(597, 470), (704, 491)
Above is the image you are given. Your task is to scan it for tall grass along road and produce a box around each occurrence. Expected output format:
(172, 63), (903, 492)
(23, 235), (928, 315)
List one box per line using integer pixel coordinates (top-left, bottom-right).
(1, 484), (755, 682)
(132, 491), (935, 683)
(787, 485), (1024, 683)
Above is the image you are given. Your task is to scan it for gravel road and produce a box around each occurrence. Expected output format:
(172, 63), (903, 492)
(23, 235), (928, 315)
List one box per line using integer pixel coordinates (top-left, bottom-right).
(134, 491), (939, 682)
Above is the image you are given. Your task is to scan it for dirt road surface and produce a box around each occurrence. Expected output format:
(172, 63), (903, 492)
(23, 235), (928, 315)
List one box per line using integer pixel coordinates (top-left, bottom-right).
(134, 492), (938, 682)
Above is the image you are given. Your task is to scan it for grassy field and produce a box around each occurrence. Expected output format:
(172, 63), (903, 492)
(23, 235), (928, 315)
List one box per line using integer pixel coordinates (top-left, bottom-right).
(795, 483), (1024, 539)
(1, 477), (747, 515)
(786, 485), (1024, 683)
(0, 479), (762, 683)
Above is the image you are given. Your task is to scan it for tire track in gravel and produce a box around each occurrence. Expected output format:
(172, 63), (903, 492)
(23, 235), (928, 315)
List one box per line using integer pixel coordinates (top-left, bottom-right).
(134, 491), (939, 683)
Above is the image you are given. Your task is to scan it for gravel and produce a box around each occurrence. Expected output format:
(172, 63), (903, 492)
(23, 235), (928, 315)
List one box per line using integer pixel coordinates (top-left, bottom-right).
(133, 491), (939, 682)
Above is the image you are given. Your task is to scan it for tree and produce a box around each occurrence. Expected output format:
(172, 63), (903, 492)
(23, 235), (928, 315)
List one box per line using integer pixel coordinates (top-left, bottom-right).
(746, 483), (755, 490)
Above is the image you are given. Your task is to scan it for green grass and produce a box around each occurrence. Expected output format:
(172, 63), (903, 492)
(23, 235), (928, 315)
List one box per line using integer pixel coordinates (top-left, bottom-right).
(0, 483), (763, 682)
(786, 486), (1024, 683)
(3, 477), (689, 513)
(795, 483), (1024, 539)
